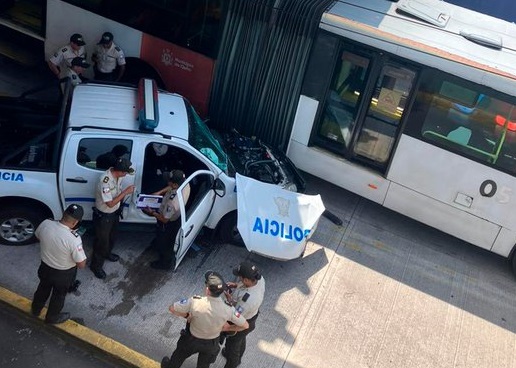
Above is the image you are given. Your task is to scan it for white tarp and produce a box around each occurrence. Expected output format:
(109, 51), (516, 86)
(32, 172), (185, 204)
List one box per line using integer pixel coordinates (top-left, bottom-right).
(236, 174), (326, 260)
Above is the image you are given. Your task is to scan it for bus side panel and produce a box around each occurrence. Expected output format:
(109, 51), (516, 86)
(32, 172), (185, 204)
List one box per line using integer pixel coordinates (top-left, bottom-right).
(384, 182), (500, 251)
(492, 227), (516, 258)
(288, 139), (388, 205)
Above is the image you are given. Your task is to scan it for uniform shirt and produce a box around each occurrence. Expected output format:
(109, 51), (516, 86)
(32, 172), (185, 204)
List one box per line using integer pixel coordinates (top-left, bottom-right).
(232, 277), (265, 319)
(95, 169), (122, 213)
(94, 43), (126, 73)
(35, 219), (86, 270)
(174, 295), (247, 339)
(159, 184), (191, 221)
(61, 67), (82, 94)
(49, 44), (87, 74)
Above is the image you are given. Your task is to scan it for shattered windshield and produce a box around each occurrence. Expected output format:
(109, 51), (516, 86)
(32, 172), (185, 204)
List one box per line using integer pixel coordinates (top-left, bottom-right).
(186, 101), (228, 172)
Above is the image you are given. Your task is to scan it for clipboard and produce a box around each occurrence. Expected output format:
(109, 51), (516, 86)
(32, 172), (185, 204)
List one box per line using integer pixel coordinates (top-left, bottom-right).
(136, 194), (163, 209)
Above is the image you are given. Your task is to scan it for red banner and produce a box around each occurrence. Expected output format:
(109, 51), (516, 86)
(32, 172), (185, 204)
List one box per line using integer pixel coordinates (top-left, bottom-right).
(140, 34), (214, 117)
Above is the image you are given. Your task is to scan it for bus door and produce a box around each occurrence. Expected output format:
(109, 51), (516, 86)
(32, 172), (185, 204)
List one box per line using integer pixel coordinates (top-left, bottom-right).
(351, 62), (417, 171)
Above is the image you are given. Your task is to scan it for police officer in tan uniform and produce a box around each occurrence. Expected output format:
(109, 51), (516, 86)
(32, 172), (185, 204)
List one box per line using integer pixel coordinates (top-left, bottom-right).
(48, 33), (87, 79)
(90, 157), (135, 279)
(161, 271), (249, 368)
(221, 261), (265, 368)
(31, 204), (86, 324)
(92, 31), (126, 82)
(143, 170), (190, 270)
(61, 57), (90, 93)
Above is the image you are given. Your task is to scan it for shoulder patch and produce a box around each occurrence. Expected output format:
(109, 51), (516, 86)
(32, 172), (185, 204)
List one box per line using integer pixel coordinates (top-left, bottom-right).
(102, 176), (109, 183)
(193, 295), (202, 299)
(234, 309), (241, 318)
(179, 298), (188, 304)
(115, 46), (121, 52)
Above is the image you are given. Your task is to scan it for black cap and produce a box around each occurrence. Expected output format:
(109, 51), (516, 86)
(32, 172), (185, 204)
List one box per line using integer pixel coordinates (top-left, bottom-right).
(70, 33), (86, 46)
(204, 271), (226, 295)
(165, 170), (186, 185)
(233, 261), (261, 280)
(71, 57), (90, 69)
(98, 31), (114, 45)
(64, 204), (84, 221)
(113, 157), (134, 174)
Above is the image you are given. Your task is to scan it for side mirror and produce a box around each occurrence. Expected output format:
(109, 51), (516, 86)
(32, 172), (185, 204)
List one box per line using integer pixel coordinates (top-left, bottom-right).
(214, 178), (226, 197)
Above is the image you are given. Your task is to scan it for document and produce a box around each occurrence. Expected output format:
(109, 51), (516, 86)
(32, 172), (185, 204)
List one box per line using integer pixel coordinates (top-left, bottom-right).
(136, 194), (163, 209)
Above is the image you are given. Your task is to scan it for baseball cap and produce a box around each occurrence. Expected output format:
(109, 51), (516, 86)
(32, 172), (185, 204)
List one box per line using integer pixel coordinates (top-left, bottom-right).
(204, 271), (226, 295)
(98, 31), (114, 45)
(167, 170), (186, 185)
(70, 33), (86, 46)
(233, 261), (261, 280)
(113, 157), (134, 174)
(64, 204), (84, 221)
(71, 57), (90, 69)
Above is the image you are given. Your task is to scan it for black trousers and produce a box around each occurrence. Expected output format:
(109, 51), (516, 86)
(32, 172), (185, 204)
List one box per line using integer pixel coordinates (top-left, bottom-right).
(224, 313), (259, 368)
(153, 219), (181, 268)
(91, 210), (119, 270)
(32, 262), (77, 320)
(166, 332), (220, 368)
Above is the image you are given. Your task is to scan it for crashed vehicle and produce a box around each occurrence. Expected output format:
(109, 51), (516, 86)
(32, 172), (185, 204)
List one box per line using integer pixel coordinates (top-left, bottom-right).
(0, 78), (305, 268)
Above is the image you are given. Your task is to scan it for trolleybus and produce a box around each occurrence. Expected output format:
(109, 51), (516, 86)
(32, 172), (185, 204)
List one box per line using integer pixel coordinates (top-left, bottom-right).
(287, 0), (516, 275)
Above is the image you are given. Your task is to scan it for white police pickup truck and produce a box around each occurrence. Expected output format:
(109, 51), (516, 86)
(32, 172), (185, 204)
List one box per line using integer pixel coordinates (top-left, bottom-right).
(0, 80), (305, 267)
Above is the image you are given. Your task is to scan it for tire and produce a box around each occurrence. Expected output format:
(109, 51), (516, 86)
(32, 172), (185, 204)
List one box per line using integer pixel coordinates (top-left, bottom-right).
(0, 206), (44, 246)
(218, 212), (244, 246)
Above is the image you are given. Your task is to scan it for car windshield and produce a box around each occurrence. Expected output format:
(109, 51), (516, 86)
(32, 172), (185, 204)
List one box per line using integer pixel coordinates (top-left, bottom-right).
(186, 101), (228, 172)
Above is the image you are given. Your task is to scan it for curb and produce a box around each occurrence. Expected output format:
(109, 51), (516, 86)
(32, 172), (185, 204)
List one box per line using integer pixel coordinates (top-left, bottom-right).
(0, 285), (159, 368)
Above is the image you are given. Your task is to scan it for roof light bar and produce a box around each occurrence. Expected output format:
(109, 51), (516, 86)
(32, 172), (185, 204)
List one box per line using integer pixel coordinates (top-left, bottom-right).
(138, 78), (159, 131)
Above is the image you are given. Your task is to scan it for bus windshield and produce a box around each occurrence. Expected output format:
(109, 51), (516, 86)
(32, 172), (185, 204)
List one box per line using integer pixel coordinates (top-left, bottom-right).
(185, 101), (228, 172)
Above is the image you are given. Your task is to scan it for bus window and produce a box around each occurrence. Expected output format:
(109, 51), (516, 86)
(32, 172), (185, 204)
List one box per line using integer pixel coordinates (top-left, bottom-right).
(353, 64), (416, 164)
(407, 71), (516, 173)
(315, 51), (370, 148)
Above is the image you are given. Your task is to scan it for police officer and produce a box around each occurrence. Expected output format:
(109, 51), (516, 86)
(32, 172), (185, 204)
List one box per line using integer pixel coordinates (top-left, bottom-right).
(161, 271), (249, 368)
(90, 157), (135, 279)
(221, 261), (265, 368)
(92, 31), (126, 82)
(31, 204), (86, 324)
(143, 170), (190, 270)
(48, 33), (87, 79)
(61, 57), (90, 93)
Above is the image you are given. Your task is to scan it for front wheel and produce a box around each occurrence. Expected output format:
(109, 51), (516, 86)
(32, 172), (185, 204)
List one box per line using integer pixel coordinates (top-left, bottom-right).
(218, 212), (244, 246)
(0, 206), (44, 246)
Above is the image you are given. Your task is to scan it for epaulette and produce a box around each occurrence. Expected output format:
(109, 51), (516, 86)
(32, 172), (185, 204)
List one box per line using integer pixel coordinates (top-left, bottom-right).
(115, 46), (121, 52)
(102, 176), (109, 183)
(71, 75), (77, 80)
(71, 230), (80, 238)
(62, 47), (68, 52)
(193, 295), (202, 299)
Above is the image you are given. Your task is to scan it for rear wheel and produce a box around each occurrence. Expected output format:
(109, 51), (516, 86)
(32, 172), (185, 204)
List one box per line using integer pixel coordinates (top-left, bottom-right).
(0, 206), (45, 246)
(218, 212), (244, 246)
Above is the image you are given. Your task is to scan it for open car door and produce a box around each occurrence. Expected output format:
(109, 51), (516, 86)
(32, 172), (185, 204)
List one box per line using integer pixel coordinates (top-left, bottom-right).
(174, 170), (217, 269)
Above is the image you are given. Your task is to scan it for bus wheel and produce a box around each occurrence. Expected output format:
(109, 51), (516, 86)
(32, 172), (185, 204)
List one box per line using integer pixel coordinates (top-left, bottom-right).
(0, 206), (44, 246)
(218, 212), (244, 246)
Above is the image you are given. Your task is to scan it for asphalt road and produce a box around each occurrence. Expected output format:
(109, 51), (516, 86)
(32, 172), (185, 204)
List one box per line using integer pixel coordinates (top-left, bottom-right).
(0, 301), (128, 368)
